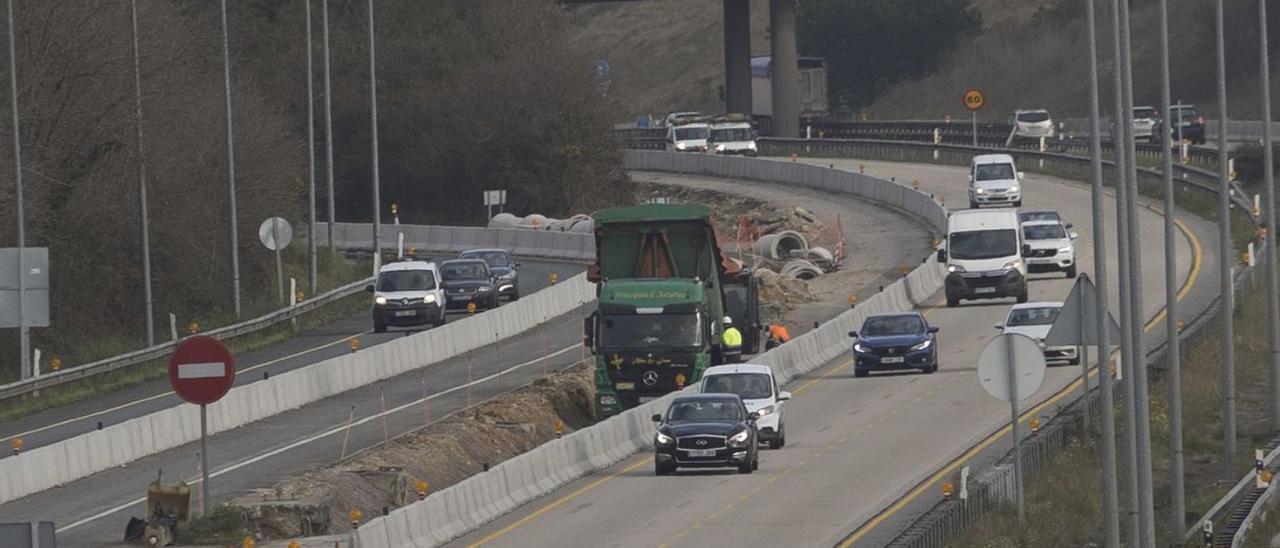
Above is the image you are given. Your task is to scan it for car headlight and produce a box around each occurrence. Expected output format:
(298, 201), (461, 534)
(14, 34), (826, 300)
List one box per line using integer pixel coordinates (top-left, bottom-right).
(728, 429), (751, 447)
(854, 343), (869, 353)
(975, 187), (986, 194)
(600, 395), (618, 406)
(910, 339), (932, 351)
(676, 142), (687, 150)
(1008, 185), (1020, 193)
(948, 264), (966, 273)
(655, 432), (674, 446)
(499, 271), (517, 279)
(716, 144), (726, 152)
(1003, 260), (1022, 271)
(1058, 246), (1073, 254)
(375, 296), (387, 305)
(422, 294), (437, 304)
(755, 405), (775, 418)
(478, 286), (493, 292)
(748, 142), (758, 150)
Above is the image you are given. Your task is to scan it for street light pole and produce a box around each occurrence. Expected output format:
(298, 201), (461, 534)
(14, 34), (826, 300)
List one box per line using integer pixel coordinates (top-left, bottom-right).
(1214, 0), (1237, 483)
(322, 0), (336, 258)
(129, 0), (155, 348)
(1257, 0), (1280, 436)
(218, 0), (241, 319)
(304, 0), (317, 296)
(366, 0), (381, 274)
(5, 0), (28, 379)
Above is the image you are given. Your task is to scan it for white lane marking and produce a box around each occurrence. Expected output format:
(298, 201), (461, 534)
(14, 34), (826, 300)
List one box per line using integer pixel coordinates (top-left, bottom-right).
(56, 343), (581, 533)
(176, 363), (225, 379)
(0, 330), (372, 445)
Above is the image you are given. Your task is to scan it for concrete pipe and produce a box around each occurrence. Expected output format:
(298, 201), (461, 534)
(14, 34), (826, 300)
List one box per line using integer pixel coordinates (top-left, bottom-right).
(779, 259), (822, 280)
(569, 219), (594, 233)
(488, 213), (520, 228)
(805, 246), (834, 262)
(521, 214), (550, 229)
(752, 230), (809, 260)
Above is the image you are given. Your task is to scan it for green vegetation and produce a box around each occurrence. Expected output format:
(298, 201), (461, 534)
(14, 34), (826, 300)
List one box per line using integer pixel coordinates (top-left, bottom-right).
(173, 505), (249, 545)
(798, 0), (982, 109)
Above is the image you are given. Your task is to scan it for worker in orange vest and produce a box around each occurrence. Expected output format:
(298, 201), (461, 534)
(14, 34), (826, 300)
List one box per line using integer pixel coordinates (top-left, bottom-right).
(766, 323), (791, 350)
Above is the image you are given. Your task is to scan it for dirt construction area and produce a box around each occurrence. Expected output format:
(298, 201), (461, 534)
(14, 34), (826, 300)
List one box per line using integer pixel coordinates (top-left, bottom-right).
(206, 171), (934, 545)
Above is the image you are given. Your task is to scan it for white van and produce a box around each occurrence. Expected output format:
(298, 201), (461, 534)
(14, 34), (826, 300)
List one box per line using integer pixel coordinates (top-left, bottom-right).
(366, 260), (447, 332)
(666, 121), (710, 153)
(699, 364), (790, 449)
(968, 154), (1023, 208)
(708, 117), (758, 157)
(937, 209), (1029, 307)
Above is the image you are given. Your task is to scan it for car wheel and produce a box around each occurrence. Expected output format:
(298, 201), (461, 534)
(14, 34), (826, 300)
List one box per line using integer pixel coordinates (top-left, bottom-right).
(655, 461), (675, 476)
(752, 454), (760, 471)
(1014, 199), (1023, 207)
(739, 458), (754, 474)
(923, 363), (937, 374)
(969, 199), (978, 209)
(510, 291), (520, 302)
(769, 428), (783, 450)
(854, 368), (869, 378)
(1016, 290), (1029, 304)
(374, 318), (387, 333)
(434, 309), (447, 327)
(946, 296), (960, 308)
(1066, 265), (1077, 278)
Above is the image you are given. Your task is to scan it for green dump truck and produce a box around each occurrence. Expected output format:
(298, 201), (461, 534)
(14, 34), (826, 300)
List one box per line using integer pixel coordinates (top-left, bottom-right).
(583, 204), (761, 418)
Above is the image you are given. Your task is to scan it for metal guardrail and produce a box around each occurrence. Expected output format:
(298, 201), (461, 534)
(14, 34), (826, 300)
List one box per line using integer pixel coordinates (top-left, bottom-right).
(0, 276), (375, 402)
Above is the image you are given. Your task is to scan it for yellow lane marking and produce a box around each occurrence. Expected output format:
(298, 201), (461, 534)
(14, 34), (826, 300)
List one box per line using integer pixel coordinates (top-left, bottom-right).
(466, 457), (649, 547)
(837, 211), (1204, 547)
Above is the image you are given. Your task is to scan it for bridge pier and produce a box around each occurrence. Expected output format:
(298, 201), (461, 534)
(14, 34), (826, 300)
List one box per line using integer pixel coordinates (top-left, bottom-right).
(723, 0), (752, 116)
(769, 0), (799, 137)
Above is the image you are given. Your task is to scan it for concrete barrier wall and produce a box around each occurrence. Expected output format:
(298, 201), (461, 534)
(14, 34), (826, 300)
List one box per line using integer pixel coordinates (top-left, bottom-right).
(357, 151), (949, 548)
(0, 274), (596, 506)
(315, 223), (595, 262)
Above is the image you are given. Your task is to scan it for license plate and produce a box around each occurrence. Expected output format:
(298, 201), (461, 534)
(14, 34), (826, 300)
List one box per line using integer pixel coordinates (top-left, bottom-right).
(975, 287), (997, 294)
(639, 396), (656, 403)
(615, 382), (635, 390)
(394, 310), (416, 317)
(881, 356), (905, 364)
(686, 449), (717, 457)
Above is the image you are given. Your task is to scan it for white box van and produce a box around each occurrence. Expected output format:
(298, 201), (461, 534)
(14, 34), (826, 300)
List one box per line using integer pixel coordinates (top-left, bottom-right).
(937, 209), (1029, 307)
(968, 154), (1023, 208)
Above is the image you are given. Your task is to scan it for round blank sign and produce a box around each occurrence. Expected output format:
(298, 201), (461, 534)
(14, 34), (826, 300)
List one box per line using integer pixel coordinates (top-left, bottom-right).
(258, 217), (293, 251)
(977, 333), (1047, 402)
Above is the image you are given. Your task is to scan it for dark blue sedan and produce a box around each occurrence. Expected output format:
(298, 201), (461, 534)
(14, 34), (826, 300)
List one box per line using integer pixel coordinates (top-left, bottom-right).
(849, 312), (939, 377)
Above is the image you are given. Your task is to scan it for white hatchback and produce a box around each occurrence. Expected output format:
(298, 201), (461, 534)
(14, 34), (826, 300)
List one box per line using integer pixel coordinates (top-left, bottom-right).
(699, 364), (791, 449)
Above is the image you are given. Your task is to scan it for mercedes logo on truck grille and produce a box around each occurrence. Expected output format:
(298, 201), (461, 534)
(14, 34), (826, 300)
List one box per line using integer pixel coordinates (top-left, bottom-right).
(642, 371), (659, 386)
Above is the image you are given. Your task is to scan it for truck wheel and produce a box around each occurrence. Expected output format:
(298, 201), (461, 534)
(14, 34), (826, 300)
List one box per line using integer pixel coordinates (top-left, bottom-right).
(374, 318), (387, 333)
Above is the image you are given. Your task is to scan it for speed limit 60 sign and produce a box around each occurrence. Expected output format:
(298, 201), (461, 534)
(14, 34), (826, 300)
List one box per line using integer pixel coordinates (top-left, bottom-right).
(963, 89), (985, 111)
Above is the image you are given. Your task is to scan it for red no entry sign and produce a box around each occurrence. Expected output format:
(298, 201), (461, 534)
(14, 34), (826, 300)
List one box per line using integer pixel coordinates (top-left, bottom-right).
(168, 336), (236, 405)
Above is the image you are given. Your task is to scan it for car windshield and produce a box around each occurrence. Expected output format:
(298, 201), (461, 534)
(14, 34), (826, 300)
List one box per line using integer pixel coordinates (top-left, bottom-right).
(975, 163), (1015, 181)
(1007, 306), (1061, 327)
(1133, 107), (1156, 119)
(440, 262), (489, 280)
(861, 315), (924, 336)
(1017, 112), (1050, 123)
(1172, 107), (1199, 121)
(1023, 224), (1066, 240)
(376, 270), (436, 292)
(710, 128), (752, 142)
(703, 373), (773, 400)
(1019, 211), (1060, 223)
(675, 127), (708, 140)
(598, 313), (702, 349)
(460, 251), (510, 267)
(949, 229), (1018, 260)
(666, 399), (742, 422)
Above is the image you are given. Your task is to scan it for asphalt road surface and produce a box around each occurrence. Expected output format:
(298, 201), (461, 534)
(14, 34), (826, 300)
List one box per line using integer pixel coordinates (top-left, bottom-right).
(450, 158), (1220, 548)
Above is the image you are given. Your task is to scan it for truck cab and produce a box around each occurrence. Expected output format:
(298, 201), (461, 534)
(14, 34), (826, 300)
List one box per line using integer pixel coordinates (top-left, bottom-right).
(708, 114), (758, 157)
(938, 208), (1029, 307)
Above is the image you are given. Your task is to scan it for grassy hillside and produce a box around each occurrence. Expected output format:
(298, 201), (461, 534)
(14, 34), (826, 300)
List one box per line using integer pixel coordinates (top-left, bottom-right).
(868, 0), (1278, 121)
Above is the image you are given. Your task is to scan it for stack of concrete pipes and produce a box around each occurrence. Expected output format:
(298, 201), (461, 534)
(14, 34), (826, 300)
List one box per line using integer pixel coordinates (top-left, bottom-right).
(751, 230), (835, 280)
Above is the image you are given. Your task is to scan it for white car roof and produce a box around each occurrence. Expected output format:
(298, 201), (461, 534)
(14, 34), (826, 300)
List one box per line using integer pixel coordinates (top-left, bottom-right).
(379, 260), (437, 273)
(1021, 220), (1062, 228)
(948, 208), (1020, 232)
(703, 364), (775, 377)
(972, 153), (1015, 165)
(1015, 109), (1049, 114)
(1009, 301), (1064, 312)
(673, 123), (709, 129)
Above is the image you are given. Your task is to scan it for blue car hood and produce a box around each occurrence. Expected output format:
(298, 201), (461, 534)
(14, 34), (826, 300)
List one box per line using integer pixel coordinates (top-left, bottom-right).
(858, 334), (926, 348)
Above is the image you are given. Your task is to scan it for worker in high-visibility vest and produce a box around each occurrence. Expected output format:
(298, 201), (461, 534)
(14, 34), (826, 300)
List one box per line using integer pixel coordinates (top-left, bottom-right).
(722, 316), (743, 363)
(766, 323), (791, 350)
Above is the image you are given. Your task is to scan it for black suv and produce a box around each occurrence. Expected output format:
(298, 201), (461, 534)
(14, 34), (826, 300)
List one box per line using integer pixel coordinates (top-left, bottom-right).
(652, 394), (760, 475)
(439, 259), (500, 310)
(1151, 104), (1206, 144)
(459, 248), (521, 301)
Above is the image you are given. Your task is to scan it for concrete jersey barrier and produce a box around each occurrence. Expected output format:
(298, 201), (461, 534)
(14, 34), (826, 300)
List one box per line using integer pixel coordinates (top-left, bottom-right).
(356, 151), (949, 548)
(316, 223), (595, 262)
(0, 274), (596, 507)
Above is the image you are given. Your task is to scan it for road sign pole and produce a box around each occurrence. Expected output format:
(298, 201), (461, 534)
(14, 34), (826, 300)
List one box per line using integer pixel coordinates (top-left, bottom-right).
(972, 111), (977, 147)
(275, 248), (284, 305)
(1078, 298), (1090, 429)
(1004, 334), (1025, 526)
(200, 403), (209, 516)
(1159, 0), (1187, 538)
(1214, 0), (1237, 483)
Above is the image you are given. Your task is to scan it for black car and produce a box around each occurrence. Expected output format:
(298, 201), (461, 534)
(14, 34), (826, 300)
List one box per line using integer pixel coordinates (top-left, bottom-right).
(439, 259), (500, 310)
(652, 394), (760, 475)
(1151, 104), (1206, 145)
(459, 248), (521, 301)
(849, 312), (940, 377)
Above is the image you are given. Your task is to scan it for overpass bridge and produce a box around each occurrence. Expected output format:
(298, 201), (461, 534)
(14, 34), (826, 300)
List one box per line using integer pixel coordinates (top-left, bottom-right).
(563, 0), (802, 137)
